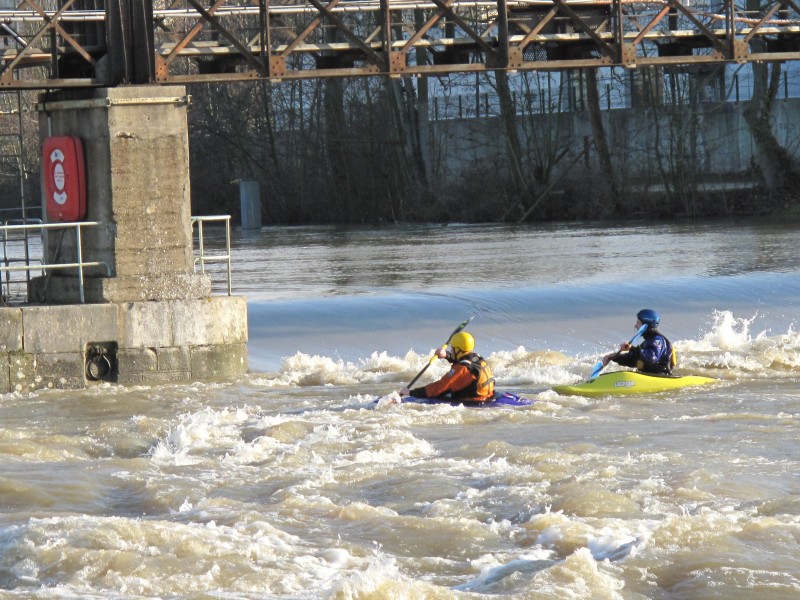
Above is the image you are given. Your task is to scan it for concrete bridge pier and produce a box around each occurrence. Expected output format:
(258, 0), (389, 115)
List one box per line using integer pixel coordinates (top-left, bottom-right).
(0, 85), (248, 392)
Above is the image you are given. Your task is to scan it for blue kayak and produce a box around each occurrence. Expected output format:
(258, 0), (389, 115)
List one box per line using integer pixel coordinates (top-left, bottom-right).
(381, 391), (534, 407)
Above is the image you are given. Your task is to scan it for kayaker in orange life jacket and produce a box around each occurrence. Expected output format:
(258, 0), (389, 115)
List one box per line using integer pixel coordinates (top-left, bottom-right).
(400, 331), (496, 402)
(602, 308), (677, 374)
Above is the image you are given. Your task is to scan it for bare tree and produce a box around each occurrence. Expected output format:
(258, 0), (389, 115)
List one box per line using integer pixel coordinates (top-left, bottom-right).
(742, 0), (798, 190)
(585, 68), (618, 210)
(743, 44), (793, 188)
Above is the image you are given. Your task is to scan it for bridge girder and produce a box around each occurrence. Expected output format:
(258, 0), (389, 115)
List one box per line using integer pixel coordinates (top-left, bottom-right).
(0, 0), (799, 88)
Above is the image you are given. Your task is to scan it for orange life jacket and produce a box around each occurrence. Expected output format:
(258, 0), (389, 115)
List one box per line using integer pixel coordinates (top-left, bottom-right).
(452, 352), (495, 401)
(422, 352), (495, 402)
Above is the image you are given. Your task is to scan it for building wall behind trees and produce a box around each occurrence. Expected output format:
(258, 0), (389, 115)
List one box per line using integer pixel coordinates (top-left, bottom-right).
(187, 75), (800, 224)
(2, 67), (795, 227)
(434, 101), (768, 179)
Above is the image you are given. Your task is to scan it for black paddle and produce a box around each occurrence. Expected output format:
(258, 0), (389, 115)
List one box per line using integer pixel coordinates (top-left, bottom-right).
(588, 323), (648, 381)
(404, 316), (475, 391)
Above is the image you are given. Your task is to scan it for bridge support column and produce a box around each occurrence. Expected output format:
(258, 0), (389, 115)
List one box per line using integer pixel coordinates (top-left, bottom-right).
(34, 85), (207, 303)
(0, 85), (250, 392)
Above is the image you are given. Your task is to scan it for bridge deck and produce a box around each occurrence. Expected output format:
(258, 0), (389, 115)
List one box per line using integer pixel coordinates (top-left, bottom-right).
(0, 1), (798, 87)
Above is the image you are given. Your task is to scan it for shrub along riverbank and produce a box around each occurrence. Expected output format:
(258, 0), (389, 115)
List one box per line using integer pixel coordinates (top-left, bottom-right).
(186, 74), (800, 225)
(1, 74), (795, 226)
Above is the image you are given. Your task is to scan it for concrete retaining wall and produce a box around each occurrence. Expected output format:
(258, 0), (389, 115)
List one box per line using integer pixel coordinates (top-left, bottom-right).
(431, 99), (800, 180)
(0, 296), (247, 392)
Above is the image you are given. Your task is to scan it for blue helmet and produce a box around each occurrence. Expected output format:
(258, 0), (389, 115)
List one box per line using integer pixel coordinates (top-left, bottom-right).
(637, 309), (660, 329)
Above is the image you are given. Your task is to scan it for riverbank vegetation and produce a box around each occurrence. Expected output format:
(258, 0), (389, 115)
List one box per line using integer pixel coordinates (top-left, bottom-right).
(186, 61), (800, 225)
(0, 62), (796, 226)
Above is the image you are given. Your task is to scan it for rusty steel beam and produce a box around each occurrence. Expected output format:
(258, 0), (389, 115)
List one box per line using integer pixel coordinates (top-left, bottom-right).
(1, 0), (800, 87)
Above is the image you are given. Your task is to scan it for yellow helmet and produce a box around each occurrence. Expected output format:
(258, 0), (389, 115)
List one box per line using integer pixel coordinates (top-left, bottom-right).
(450, 331), (475, 358)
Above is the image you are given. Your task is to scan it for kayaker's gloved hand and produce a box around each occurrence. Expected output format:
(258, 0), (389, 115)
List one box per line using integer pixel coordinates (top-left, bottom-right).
(620, 342), (632, 351)
(400, 386), (428, 397)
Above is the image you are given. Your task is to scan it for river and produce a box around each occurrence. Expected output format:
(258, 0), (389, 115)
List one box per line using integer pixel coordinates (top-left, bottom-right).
(0, 218), (798, 599)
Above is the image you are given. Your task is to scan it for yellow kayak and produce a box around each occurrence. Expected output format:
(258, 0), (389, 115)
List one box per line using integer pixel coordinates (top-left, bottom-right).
(553, 370), (717, 397)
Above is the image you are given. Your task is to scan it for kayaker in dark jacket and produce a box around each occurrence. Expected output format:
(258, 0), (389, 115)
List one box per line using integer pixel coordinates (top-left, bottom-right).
(603, 309), (676, 374)
(401, 331), (495, 402)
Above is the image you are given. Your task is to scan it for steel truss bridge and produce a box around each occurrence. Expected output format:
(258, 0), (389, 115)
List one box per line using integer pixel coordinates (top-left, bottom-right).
(0, 0), (800, 88)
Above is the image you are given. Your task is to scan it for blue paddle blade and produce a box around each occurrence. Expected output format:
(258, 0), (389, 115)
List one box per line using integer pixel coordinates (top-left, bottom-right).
(629, 323), (648, 346)
(588, 323), (649, 381)
(589, 360), (604, 380)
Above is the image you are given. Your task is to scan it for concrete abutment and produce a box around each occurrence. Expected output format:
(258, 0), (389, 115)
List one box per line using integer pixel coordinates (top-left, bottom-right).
(0, 298), (247, 391)
(4, 85), (249, 392)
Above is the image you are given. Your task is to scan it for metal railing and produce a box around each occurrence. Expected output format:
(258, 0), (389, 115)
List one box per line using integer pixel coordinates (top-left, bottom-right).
(191, 215), (232, 296)
(0, 220), (110, 304)
(0, 216), (233, 304)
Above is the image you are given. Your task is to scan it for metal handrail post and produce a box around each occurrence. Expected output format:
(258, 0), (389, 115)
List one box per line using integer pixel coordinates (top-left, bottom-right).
(197, 219), (206, 274)
(225, 216), (232, 295)
(76, 222), (85, 304)
(17, 91), (31, 291)
(2, 226), (8, 297)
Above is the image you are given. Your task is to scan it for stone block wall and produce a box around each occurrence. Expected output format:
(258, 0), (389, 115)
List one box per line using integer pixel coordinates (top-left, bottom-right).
(0, 297), (247, 392)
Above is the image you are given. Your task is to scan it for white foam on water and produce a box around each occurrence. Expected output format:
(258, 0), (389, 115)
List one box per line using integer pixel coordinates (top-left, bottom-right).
(245, 308), (800, 395)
